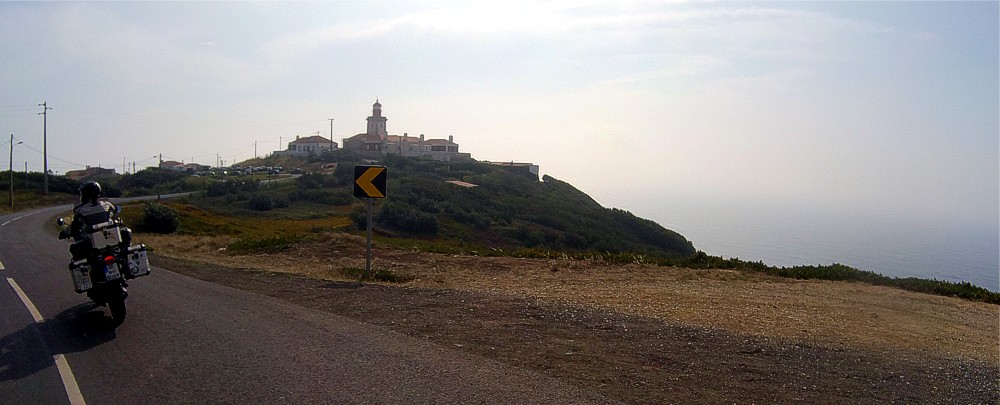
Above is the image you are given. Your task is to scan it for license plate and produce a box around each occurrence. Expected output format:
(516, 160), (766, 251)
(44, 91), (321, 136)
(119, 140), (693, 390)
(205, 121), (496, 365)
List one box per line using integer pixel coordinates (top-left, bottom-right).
(104, 265), (121, 281)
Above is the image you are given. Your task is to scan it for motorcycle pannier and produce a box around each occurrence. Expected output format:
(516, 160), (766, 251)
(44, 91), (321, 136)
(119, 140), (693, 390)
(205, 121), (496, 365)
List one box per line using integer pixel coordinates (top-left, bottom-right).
(69, 260), (93, 293)
(127, 248), (151, 278)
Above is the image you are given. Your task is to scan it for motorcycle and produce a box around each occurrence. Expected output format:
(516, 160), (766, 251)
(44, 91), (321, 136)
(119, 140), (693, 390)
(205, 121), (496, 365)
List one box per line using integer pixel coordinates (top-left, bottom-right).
(57, 206), (150, 325)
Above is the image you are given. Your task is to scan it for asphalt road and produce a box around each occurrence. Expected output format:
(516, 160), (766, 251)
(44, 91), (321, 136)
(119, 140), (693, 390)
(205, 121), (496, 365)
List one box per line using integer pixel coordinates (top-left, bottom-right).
(0, 205), (595, 404)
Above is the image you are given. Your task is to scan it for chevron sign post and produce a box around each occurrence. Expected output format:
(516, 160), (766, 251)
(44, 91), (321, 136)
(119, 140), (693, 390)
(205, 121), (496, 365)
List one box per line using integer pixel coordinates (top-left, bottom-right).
(353, 165), (387, 278)
(353, 165), (387, 199)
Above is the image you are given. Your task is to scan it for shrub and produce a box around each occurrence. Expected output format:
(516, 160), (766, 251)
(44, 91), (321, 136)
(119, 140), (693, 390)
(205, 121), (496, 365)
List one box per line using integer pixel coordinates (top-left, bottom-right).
(227, 235), (302, 254)
(248, 194), (273, 211)
(295, 173), (325, 190)
(339, 266), (414, 283)
(372, 269), (415, 283)
(141, 203), (179, 234)
(295, 189), (353, 206)
(377, 201), (438, 235)
(350, 205), (369, 230)
(205, 180), (260, 198)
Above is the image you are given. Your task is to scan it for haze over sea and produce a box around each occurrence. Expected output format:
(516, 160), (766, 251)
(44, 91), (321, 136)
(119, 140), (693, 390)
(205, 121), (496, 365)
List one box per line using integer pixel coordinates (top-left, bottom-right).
(618, 194), (1000, 293)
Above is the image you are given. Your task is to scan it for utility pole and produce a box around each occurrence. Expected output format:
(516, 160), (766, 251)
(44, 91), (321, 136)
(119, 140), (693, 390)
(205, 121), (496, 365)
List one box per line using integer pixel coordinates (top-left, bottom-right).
(8, 135), (12, 209)
(38, 101), (51, 195)
(155, 153), (162, 200)
(254, 140), (257, 160)
(329, 118), (335, 152)
(9, 134), (22, 209)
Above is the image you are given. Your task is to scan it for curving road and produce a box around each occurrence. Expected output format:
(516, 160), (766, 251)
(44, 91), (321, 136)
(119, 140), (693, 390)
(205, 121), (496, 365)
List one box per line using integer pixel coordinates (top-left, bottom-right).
(0, 206), (595, 404)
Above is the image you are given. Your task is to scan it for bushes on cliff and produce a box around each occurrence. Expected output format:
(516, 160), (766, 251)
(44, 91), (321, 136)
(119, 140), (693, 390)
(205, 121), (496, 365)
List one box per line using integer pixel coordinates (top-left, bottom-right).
(139, 202), (179, 234)
(375, 201), (439, 236)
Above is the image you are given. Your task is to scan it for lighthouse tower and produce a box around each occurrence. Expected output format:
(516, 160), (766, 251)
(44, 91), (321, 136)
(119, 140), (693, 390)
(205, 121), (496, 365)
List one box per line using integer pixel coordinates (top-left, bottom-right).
(366, 100), (388, 138)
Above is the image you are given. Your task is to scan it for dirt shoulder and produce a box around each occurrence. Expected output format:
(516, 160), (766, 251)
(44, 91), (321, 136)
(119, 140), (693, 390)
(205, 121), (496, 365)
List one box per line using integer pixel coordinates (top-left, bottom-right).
(143, 233), (999, 403)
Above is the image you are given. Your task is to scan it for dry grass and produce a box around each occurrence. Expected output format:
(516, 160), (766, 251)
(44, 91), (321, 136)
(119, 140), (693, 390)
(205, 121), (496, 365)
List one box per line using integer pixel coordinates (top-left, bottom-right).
(141, 233), (999, 364)
(119, 201), (353, 237)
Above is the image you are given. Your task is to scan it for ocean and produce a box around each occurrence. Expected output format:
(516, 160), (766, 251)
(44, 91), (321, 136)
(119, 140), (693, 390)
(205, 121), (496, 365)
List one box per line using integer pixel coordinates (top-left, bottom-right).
(637, 199), (999, 293)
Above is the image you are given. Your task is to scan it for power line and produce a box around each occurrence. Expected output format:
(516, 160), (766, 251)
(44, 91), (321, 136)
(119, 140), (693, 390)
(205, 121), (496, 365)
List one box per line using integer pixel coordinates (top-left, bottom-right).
(53, 106), (324, 130)
(17, 142), (86, 167)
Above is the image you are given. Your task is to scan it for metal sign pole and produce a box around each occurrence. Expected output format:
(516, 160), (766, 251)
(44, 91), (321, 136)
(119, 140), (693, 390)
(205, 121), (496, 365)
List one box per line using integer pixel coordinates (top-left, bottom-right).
(354, 164), (386, 280)
(365, 197), (373, 279)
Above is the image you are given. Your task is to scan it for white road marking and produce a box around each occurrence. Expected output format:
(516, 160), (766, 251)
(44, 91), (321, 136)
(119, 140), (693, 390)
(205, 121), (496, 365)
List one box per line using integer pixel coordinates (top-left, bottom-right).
(4, 278), (41, 321)
(6, 278), (87, 405)
(0, 259), (5, 270)
(0, 221), (9, 226)
(11, 216), (22, 222)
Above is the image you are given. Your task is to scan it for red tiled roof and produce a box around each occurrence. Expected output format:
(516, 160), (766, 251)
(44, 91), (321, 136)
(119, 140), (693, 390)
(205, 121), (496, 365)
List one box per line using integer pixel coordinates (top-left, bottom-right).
(290, 135), (335, 144)
(385, 135), (422, 143)
(346, 133), (383, 143)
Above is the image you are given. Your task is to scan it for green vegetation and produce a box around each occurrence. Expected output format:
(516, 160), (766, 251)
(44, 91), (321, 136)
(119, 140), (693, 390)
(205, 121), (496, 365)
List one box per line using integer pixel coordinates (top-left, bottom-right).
(369, 154), (695, 258)
(227, 235), (303, 254)
(339, 266), (414, 283)
(1, 171), (81, 214)
(139, 202), (180, 234)
(0, 168), (218, 215)
(102, 168), (196, 197)
(164, 153), (695, 259)
(663, 253), (1000, 305)
(755, 263), (1000, 305)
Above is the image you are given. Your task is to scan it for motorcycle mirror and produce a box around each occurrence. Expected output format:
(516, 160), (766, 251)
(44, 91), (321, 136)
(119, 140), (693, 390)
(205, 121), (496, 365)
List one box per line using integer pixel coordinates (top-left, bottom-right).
(116, 205), (122, 214)
(57, 218), (65, 227)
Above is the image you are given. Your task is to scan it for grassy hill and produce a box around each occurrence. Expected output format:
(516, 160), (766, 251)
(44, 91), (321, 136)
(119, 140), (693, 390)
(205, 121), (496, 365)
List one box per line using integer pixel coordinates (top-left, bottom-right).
(374, 155), (695, 258)
(172, 153), (696, 259)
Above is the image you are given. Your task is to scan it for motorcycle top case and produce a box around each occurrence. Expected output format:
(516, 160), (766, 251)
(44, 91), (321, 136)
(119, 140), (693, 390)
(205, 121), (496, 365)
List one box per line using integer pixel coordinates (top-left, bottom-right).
(88, 225), (121, 250)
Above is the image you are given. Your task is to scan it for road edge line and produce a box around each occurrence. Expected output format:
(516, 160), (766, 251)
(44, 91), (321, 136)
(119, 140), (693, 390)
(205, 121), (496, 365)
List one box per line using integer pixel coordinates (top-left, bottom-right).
(6, 277), (87, 405)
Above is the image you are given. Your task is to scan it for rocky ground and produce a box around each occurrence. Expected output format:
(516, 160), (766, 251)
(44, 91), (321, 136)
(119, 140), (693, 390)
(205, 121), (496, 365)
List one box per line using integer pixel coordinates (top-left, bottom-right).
(144, 232), (999, 403)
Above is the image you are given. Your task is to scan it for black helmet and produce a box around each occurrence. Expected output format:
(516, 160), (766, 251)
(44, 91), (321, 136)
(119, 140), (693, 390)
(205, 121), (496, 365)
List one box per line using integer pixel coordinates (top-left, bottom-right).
(80, 181), (102, 203)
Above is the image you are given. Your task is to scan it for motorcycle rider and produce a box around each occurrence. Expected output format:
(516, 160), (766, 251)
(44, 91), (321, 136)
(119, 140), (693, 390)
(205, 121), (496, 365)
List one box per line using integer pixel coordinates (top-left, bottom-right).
(70, 181), (115, 237)
(69, 181), (132, 262)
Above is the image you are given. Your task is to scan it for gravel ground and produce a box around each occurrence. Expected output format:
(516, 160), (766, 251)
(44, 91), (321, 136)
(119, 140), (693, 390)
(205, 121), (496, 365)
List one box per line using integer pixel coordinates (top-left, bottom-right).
(150, 246), (1000, 404)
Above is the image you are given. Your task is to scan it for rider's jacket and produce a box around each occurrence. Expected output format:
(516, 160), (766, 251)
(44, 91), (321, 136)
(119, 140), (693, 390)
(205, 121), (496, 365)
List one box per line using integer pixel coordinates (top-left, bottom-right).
(71, 200), (116, 239)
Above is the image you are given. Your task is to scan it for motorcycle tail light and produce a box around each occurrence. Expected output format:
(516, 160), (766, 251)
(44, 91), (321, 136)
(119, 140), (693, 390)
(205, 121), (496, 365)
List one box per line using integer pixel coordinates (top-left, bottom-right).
(104, 255), (116, 265)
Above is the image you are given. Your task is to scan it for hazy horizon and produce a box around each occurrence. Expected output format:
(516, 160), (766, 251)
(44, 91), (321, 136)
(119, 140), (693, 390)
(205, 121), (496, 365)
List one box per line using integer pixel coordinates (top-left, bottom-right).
(2, 1), (997, 286)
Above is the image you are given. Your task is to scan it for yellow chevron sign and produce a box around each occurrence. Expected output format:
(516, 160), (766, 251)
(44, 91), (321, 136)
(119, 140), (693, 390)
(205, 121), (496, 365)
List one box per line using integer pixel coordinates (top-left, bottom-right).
(353, 165), (387, 198)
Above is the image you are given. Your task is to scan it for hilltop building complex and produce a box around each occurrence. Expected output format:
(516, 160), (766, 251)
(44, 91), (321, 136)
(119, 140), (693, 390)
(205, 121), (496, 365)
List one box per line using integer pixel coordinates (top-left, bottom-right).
(342, 101), (470, 162)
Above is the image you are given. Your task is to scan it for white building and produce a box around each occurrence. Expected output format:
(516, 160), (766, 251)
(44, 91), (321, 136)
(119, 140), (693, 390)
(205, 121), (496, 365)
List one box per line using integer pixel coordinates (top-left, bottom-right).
(274, 135), (338, 157)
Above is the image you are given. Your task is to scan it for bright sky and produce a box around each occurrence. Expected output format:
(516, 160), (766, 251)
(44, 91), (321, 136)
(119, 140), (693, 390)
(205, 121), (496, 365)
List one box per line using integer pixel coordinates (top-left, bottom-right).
(2, 1), (997, 240)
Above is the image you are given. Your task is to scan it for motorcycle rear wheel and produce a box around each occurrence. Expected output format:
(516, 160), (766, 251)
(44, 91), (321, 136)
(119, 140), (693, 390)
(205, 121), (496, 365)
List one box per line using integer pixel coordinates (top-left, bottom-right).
(108, 299), (127, 325)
